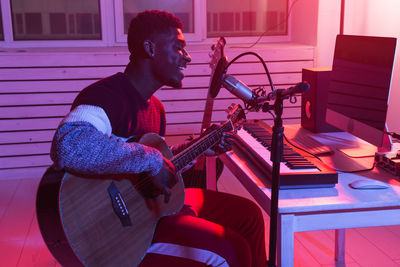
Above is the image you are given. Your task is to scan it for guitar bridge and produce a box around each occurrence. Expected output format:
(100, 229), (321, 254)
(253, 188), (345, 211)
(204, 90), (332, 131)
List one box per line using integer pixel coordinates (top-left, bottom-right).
(107, 182), (132, 227)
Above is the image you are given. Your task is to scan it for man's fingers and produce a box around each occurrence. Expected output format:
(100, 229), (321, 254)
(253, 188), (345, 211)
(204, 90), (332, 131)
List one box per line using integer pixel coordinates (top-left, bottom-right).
(162, 186), (171, 203)
(222, 132), (235, 143)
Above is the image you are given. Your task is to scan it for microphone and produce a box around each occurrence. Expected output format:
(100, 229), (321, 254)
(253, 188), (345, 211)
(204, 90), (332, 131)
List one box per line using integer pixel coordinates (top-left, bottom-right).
(222, 75), (258, 105)
(223, 76), (310, 106)
(209, 58), (310, 107)
(264, 82), (310, 101)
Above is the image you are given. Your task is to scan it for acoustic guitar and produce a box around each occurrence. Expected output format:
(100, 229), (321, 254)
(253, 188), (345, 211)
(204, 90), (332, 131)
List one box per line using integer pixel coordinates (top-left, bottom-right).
(36, 104), (245, 267)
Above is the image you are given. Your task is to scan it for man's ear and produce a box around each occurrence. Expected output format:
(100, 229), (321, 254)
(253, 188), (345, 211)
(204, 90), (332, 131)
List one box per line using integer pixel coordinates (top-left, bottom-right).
(143, 40), (155, 58)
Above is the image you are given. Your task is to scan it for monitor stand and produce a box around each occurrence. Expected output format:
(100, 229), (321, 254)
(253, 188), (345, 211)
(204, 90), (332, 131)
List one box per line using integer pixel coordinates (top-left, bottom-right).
(338, 131), (393, 158)
(339, 145), (377, 158)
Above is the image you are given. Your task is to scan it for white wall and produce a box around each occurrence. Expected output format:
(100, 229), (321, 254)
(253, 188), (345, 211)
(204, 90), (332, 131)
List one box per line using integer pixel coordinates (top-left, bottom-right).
(290, 0), (341, 68)
(315, 0), (400, 134)
(315, 0), (341, 67)
(290, 0), (319, 46)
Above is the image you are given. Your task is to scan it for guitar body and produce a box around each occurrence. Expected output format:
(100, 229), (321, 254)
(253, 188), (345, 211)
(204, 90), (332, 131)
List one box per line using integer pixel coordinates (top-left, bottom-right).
(37, 133), (185, 267)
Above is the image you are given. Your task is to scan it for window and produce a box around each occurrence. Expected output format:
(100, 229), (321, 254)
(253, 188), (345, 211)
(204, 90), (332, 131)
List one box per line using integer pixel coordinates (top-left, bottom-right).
(121, 0), (194, 34)
(207, 0), (287, 37)
(0, 0), (289, 47)
(114, 0), (200, 42)
(115, 0), (288, 43)
(10, 0), (101, 40)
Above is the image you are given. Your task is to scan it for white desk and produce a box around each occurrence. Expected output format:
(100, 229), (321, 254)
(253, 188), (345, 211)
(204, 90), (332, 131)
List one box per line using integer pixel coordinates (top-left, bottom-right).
(217, 125), (400, 267)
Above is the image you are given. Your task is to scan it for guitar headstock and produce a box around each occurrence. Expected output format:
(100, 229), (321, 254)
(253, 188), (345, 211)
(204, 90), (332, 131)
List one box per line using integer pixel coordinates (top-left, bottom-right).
(226, 104), (246, 132)
(209, 37), (226, 70)
(209, 37), (228, 98)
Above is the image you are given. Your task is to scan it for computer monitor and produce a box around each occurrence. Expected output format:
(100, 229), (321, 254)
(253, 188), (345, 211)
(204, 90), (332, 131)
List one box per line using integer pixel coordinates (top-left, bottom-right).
(326, 35), (397, 156)
(325, 34), (397, 155)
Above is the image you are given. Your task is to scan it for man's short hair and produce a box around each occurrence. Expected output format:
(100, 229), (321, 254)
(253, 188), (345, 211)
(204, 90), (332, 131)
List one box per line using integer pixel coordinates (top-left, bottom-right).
(127, 10), (183, 60)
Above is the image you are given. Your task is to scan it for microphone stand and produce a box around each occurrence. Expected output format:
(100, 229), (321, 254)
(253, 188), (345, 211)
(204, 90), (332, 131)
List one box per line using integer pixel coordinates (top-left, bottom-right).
(217, 48), (305, 266)
(262, 90), (287, 267)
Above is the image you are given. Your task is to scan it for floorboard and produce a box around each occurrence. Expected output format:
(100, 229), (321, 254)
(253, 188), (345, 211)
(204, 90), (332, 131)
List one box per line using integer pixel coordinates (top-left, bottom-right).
(0, 172), (399, 267)
(17, 214), (57, 267)
(0, 179), (38, 240)
(356, 226), (400, 260)
(345, 228), (399, 267)
(295, 230), (355, 266)
(0, 178), (21, 222)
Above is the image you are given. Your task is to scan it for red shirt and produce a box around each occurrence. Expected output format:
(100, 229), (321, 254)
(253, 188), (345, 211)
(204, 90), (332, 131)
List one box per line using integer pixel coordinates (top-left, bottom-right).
(72, 72), (166, 138)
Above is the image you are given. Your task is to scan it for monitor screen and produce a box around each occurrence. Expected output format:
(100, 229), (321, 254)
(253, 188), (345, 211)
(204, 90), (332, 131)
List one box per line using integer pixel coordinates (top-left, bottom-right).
(325, 34), (397, 152)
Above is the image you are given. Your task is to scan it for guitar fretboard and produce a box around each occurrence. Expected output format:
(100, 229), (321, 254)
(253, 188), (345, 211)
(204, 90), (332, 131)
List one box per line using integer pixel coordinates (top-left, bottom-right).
(172, 121), (233, 171)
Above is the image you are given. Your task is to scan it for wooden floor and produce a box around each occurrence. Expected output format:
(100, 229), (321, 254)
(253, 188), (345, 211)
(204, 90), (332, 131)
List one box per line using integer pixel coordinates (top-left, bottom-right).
(1, 169), (400, 267)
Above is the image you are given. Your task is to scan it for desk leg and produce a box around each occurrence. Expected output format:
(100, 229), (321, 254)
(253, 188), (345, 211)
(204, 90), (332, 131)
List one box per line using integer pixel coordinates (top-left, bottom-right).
(335, 229), (345, 262)
(206, 156), (217, 191)
(277, 214), (295, 267)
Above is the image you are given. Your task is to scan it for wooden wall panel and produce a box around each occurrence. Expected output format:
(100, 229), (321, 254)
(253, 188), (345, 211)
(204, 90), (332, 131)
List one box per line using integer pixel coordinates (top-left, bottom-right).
(0, 80), (93, 93)
(0, 44), (315, 179)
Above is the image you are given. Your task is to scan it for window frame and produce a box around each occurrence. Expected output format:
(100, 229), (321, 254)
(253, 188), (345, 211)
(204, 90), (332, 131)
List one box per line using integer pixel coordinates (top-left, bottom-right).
(114, 0), (205, 43)
(114, 0), (291, 45)
(0, 0), (115, 48)
(0, 0), (291, 48)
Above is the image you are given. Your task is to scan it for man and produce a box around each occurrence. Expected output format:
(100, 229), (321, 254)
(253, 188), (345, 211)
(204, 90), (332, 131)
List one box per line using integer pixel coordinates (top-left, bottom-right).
(50, 10), (267, 267)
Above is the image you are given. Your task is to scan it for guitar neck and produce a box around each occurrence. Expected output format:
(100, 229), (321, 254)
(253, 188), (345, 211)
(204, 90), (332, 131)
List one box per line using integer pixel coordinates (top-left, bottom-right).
(200, 97), (215, 132)
(171, 121), (232, 172)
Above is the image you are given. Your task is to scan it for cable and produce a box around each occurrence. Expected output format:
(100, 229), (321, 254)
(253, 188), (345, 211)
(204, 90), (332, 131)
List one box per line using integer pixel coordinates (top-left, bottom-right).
(385, 131), (400, 139)
(225, 51), (276, 91)
(333, 162), (376, 174)
(283, 133), (323, 162)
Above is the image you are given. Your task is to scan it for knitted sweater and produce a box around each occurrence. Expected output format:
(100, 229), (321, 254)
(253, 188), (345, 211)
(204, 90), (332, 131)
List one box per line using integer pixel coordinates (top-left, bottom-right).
(50, 73), (166, 177)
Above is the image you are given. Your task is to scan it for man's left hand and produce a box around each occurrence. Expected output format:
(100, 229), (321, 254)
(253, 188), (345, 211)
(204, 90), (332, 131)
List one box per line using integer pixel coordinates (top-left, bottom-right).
(203, 124), (234, 156)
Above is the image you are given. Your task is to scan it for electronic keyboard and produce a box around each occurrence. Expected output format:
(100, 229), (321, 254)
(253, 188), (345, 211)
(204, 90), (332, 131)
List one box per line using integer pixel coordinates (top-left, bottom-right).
(233, 120), (338, 189)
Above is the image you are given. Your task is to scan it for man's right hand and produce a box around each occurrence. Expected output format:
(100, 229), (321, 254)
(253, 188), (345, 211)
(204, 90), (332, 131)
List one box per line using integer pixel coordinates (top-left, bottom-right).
(149, 157), (177, 203)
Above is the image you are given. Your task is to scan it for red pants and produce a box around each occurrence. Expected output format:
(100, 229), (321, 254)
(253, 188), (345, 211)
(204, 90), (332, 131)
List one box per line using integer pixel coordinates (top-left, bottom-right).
(138, 188), (266, 267)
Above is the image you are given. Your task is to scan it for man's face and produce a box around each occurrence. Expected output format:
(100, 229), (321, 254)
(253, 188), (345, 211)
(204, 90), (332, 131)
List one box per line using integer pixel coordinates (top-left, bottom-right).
(152, 28), (191, 88)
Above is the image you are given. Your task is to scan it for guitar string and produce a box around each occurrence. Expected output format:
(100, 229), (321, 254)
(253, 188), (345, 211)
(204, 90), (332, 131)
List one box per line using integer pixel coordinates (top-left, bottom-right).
(170, 110), (240, 170)
(171, 124), (228, 170)
(131, 121), (233, 190)
(129, 108), (241, 191)
(132, 125), (226, 189)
